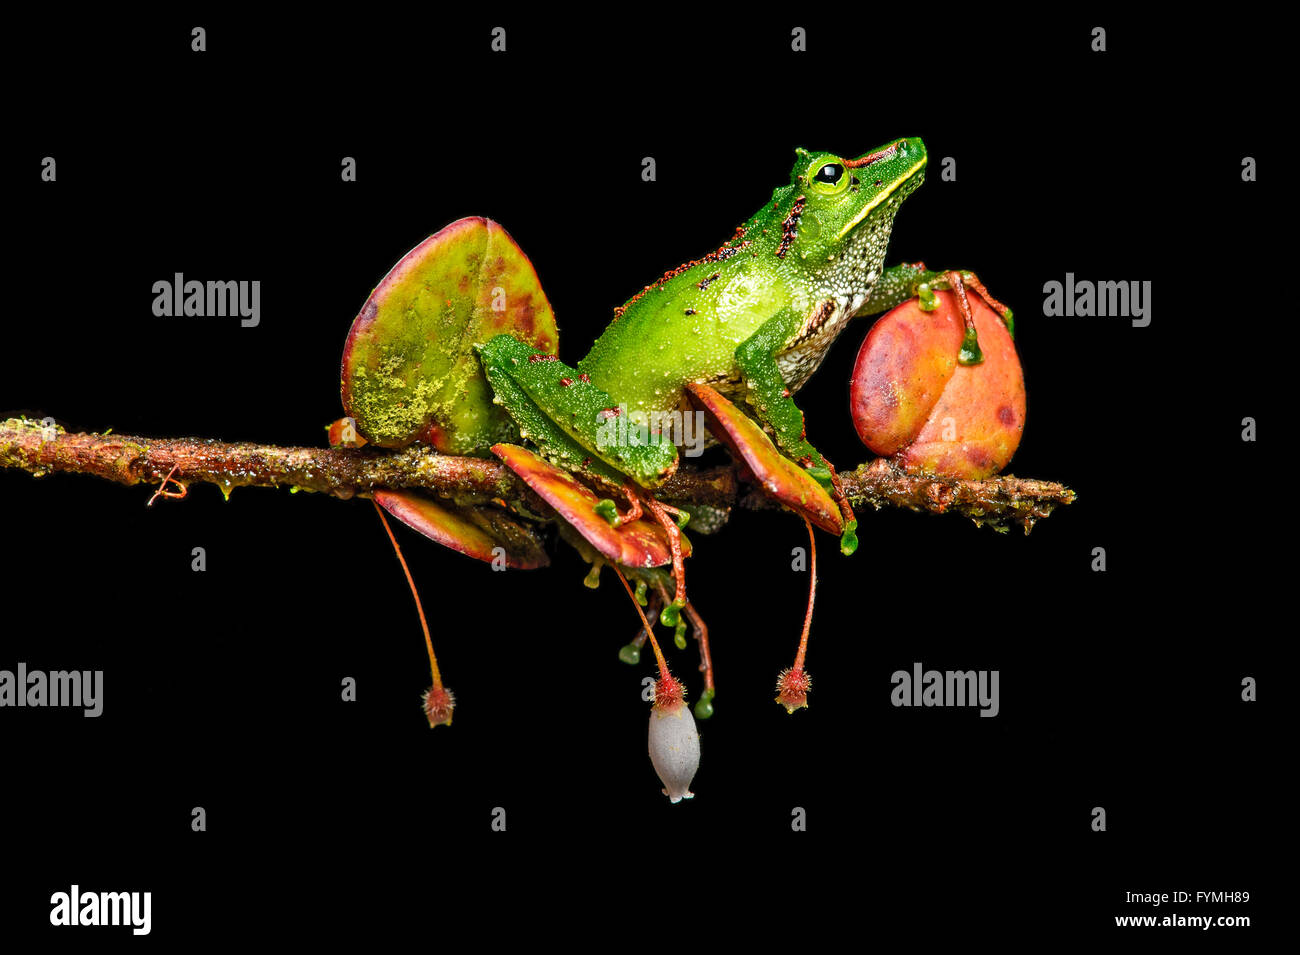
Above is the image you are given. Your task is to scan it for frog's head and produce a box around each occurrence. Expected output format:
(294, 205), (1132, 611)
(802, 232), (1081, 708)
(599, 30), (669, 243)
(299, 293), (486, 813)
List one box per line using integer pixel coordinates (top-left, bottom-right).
(783, 137), (927, 267)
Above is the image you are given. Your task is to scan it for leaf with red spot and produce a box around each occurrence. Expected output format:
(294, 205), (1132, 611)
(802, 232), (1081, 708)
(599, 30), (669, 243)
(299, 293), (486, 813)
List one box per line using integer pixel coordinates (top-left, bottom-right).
(850, 291), (1025, 479)
(373, 490), (549, 569)
(491, 443), (690, 569)
(683, 383), (841, 535)
(341, 217), (558, 453)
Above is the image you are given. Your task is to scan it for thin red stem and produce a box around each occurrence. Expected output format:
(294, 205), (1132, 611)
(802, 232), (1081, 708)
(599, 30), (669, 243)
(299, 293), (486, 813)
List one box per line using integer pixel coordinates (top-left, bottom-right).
(615, 566), (670, 681)
(146, 464), (187, 506)
(655, 578), (713, 695)
(683, 602), (714, 694)
(373, 500), (441, 689)
(793, 516), (816, 672)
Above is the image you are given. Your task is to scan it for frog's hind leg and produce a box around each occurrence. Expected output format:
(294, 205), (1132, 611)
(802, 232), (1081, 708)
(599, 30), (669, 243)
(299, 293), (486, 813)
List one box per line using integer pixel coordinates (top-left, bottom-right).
(862, 263), (1016, 365)
(477, 333), (679, 487)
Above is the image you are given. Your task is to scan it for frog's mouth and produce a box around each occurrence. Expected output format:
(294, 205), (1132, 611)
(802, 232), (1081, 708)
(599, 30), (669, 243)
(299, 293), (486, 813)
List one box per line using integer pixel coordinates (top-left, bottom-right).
(836, 157), (927, 240)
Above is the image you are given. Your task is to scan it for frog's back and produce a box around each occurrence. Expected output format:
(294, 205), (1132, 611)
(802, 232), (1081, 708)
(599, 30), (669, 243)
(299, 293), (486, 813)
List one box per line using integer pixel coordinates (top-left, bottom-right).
(578, 248), (793, 414)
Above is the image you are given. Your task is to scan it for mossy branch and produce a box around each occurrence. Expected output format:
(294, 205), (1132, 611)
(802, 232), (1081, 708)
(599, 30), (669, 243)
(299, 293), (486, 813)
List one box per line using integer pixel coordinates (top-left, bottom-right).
(1, 417), (1074, 533)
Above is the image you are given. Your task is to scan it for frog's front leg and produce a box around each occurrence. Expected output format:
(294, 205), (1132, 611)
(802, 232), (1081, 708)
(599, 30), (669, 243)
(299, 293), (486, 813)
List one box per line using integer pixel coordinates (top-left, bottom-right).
(862, 262), (1015, 365)
(685, 310), (853, 714)
(727, 308), (858, 556)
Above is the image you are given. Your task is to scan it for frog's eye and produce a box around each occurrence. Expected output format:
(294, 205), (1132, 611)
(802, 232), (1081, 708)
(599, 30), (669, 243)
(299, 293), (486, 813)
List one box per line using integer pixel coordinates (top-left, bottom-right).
(807, 158), (850, 196)
(814, 163), (844, 186)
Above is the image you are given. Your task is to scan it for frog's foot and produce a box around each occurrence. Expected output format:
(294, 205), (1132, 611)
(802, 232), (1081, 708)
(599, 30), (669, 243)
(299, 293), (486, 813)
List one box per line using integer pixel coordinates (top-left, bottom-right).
(491, 443), (690, 569)
(684, 382), (841, 536)
(959, 272), (1014, 337)
(798, 454), (858, 557)
(865, 263), (1015, 367)
(916, 270), (1015, 365)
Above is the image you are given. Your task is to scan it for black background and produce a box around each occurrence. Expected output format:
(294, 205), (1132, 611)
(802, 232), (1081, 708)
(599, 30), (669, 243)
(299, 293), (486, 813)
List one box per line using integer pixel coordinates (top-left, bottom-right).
(3, 11), (1281, 944)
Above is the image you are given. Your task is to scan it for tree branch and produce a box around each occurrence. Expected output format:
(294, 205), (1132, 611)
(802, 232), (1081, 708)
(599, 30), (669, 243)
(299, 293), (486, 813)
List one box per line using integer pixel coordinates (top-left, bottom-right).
(1, 417), (1074, 533)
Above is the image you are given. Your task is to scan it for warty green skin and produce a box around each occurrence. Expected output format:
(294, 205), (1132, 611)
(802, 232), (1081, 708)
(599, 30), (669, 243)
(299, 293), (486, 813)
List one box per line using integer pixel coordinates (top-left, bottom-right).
(578, 138), (928, 420)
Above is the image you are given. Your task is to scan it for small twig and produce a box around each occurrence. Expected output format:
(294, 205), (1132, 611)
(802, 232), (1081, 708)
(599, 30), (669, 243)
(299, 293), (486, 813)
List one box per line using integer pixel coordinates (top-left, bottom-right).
(145, 463), (188, 506)
(1, 417), (1075, 533)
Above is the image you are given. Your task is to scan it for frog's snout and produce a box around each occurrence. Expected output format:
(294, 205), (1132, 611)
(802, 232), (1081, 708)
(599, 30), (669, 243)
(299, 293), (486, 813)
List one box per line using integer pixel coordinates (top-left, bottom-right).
(896, 136), (926, 166)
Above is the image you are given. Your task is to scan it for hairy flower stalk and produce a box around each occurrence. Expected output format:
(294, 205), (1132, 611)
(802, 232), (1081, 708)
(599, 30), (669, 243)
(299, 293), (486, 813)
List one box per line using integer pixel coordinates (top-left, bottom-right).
(372, 501), (454, 727)
(776, 516), (818, 713)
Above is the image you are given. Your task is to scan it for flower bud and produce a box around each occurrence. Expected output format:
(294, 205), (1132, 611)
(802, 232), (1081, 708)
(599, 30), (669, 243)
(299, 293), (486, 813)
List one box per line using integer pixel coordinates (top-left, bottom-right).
(648, 679), (700, 803)
(775, 667), (811, 714)
(422, 685), (455, 728)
